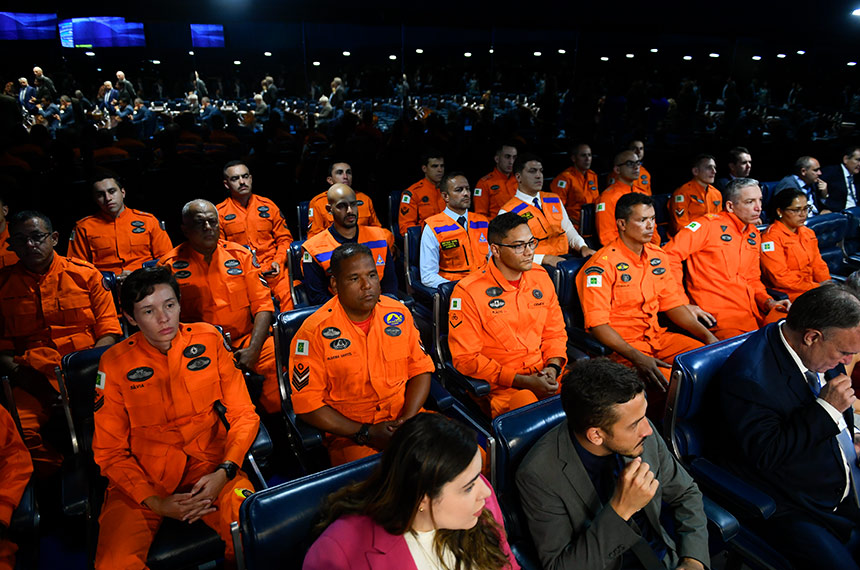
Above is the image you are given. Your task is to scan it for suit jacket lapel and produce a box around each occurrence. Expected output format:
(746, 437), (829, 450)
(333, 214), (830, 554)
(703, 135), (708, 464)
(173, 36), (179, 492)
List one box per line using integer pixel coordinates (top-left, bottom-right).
(366, 523), (416, 570)
(557, 422), (603, 517)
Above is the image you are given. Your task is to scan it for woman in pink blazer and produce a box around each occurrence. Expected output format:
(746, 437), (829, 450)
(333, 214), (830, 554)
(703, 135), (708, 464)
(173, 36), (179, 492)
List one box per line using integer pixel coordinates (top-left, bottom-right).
(303, 413), (520, 570)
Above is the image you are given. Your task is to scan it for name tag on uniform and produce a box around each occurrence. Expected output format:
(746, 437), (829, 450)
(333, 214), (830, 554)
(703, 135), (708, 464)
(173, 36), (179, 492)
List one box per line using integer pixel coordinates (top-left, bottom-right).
(441, 239), (460, 250)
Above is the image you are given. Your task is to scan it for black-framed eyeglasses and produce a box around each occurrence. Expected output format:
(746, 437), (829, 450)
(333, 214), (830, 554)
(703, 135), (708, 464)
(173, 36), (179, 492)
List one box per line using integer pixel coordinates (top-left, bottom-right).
(8, 232), (50, 247)
(616, 160), (642, 168)
(784, 206), (811, 214)
(493, 238), (540, 254)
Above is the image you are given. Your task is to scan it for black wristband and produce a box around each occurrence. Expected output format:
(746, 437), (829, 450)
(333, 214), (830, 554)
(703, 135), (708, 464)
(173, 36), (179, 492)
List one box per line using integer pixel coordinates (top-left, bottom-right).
(352, 423), (371, 446)
(546, 363), (562, 377)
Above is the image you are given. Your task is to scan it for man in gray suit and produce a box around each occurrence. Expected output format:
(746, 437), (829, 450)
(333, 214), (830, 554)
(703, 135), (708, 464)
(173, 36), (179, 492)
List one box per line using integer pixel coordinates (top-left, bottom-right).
(516, 358), (709, 570)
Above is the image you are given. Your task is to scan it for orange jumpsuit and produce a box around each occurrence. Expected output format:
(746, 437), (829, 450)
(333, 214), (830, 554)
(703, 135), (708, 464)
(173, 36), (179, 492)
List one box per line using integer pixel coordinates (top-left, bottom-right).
(0, 227), (17, 270)
(663, 212), (781, 340)
(760, 222), (831, 302)
(92, 323), (258, 568)
(290, 295), (434, 465)
(307, 190), (384, 237)
(607, 164), (653, 194)
(160, 241), (280, 414)
(669, 180), (722, 235)
(473, 168), (518, 219)
(577, 238), (703, 380)
(216, 194), (294, 311)
(0, 404), (33, 570)
(448, 261), (568, 417)
(0, 255), (121, 473)
(398, 178), (446, 236)
(550, 166), (599, 231)
(500, 193), (571, 256)
(67, 207), (173, 275)
(422, 212), (490, 281)
(595, 181), (660, 247)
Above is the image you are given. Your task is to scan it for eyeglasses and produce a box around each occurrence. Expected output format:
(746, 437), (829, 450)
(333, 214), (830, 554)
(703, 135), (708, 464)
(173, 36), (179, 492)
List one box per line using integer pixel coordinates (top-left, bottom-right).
(8, 232), (50, 247)
(616, 160), (642, 168)
(783, 206), (811, 214)
(493, 238), (540, 254)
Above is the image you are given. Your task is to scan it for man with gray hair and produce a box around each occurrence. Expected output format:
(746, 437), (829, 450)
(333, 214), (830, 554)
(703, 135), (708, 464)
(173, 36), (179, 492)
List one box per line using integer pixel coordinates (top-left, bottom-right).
(774, 156), (830, 215)
(664, 177), (790, 339)
(719, 283), (860, 568)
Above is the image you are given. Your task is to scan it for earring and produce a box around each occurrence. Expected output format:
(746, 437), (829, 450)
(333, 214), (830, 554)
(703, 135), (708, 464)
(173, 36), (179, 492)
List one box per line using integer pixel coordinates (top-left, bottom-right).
(419, 506), (424, 512)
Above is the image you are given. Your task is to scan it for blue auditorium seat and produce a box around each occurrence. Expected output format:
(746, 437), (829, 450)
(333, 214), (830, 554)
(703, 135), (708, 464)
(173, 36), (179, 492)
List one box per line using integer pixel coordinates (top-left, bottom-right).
(664, 335), (792, 570)
(652, 192), (671, 244)
(553, 258), (611, 356)
(579, 203), (598, 250)
(805, 212), (852, 276)
(287, 240), (310, 307)
(404, 224), (436, 315)
(296, 200), (310, 241)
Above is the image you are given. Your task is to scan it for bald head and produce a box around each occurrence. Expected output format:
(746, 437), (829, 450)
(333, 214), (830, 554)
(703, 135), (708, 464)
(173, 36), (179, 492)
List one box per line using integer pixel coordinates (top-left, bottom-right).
(181, 200), (220, 254)
(326, 184), (359, 231)
(613, 150), (641, 185)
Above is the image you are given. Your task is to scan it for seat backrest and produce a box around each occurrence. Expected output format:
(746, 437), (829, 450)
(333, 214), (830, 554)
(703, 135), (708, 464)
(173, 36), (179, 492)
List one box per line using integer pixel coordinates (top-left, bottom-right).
(287, 239), (307, 306)
(844, 206), (860, 257)
(275, 305), (324, 371)
(434, 280), (458, 365)
(405, 225), (422, 289)
(296, 201), (310, 241)
(239, 454), (380, 570)
(557, 257), (588, 326)
(59, 345), (112, 456)
(579, 203), (596, 246)
(388, 189), (402, 238)
(805, 212), (849, 273)
(664, 333), (750, 463)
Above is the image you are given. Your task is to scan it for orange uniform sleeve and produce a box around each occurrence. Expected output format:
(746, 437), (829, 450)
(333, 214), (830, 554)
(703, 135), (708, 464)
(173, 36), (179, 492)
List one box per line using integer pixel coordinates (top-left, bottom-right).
(307, 193), (327, 238)
(662, 224), (711, 305)
(472, 184), (490, 218)
(241, 251), (275, 317)
(67, 223), (92, 262)
(669, 187), (691, 235)
(288, 321), (327, 414)
(149, 222), (173, 261)
(577, 259), (615, 329)
(398, 188), (419, 237)
(595, 194), (618, 247)
(760, 232), (807, 296)
(404, 314), (435, 379)
(550, 172), (573, 208)
(655, 257), (689, 312)
(269, 203), (293, 267)
(365, 196), (383, 229)
(93, 349), (161, 504)
(215, 333), (259, 467)
(448, 285), (519, 388)
(85, 264), (122, 339)
(538, 283), (568, 369)
(0, 405), (32, 526)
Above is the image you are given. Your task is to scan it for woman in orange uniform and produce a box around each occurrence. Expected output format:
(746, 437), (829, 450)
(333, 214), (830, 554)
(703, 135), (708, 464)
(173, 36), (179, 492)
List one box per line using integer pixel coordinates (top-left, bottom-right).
(760, 188), (830, 301)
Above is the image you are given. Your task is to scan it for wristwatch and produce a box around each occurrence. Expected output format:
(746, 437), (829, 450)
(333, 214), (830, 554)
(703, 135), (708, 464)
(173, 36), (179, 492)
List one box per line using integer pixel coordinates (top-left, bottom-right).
(216, 461), (238, 480)
(352, 423), (371, 446)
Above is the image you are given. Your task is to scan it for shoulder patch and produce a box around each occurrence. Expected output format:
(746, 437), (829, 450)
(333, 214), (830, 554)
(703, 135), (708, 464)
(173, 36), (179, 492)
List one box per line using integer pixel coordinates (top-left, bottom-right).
(685, 221), (701, 232)
(596, 203), (606, 212)
(583, 266), (604, 275)
(450, 297), (461, 310)
(95, 370), (106, 390)
(401, 194), (411, 204)
(556, 180), (567, 189)
(585, 275), (602, 288)
(473, 188), (482, 196)
(674, 194), (685, 203)
(294, 339), (310, 356)
(761, 241), (775, 252)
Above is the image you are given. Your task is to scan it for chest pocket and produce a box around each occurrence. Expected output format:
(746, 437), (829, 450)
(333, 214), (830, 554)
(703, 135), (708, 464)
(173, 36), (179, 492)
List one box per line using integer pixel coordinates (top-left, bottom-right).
(613, 281), (644, 309)
(221, 220), (247, 244)
(89, 234), (116, 254)
(381, 336), (410, 387)
(6, 297), (38, 336)
(56, 291), (95, 326)
(485, 308), (521, 349)
(184, 363), (221, 413)
(125, 384), (169, 427)
(129, 228), (151, 255)
(224, 274), (251, 311)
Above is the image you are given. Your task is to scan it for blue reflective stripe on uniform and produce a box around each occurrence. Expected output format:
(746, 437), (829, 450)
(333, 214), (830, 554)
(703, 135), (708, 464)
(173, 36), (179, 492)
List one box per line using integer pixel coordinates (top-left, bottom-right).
(316, 251), (334, 262)
(433, 224), (460, 234)
(360, 240), (389, 249)
(511, 203), (528, 214)
(470, 221), (489, 229)
(542, 196), (561, 204)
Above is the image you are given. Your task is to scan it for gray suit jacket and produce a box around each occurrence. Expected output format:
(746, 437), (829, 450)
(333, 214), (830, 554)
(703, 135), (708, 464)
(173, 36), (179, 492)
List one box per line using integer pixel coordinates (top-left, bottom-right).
(515, 420), (709, 570)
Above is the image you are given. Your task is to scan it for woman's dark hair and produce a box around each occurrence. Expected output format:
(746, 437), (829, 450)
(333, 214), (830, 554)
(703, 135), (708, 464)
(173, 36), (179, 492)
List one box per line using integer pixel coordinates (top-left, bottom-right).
(767, 187), (806, 223)
(316, 413), (510, 570)
(120, 266), (180, 316)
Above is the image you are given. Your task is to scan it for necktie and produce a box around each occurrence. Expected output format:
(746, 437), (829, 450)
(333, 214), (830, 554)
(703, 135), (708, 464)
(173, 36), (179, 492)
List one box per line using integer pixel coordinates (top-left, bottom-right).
(849, 176), (856, 205)
(806, 370), (860, 505)
(533, 197), (542, 212)
(456, 215), (467, 231)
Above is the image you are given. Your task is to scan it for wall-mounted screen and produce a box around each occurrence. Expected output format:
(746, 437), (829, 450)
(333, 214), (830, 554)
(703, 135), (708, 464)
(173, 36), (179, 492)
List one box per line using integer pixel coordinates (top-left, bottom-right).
(0, 12), (57, 40)
(190, 24), (225, 48)
(59, 17), (145, 48)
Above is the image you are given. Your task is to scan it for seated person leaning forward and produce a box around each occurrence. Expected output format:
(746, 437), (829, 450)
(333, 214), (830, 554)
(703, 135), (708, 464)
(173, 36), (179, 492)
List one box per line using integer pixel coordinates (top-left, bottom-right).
(290, 243), (434, 466)
(160, 200), (280, 414)
(498, 153), (595, 267)
(303, 413), (519, 570)
(517, 358), (709, 570)
(92, 266), (259, 569)
(663, 177), (790, 340)
(718, 283), (860, 569)
(420, 171), (490, 289)
(302, 184), (397, 306)
(448, 213), (567, 418)
(760, 187), (831, 302)
(577, 193), (718, 415)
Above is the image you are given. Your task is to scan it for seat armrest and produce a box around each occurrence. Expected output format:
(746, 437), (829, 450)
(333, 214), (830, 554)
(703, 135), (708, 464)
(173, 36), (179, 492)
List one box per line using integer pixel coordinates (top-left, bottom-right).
(443, 363), (491, 396)
(690, 458), (777, 519)
(766, 288), (788, 301)
(427, 376), (455, 411)
(702, 495), (739, 543)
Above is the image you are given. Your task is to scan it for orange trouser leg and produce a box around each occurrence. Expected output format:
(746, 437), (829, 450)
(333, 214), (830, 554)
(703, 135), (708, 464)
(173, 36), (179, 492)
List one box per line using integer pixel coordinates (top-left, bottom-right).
(761, 309), (785, 327)
(186, 462), (254, 562)
(489, 387), (539, 418)
(267, 271), (294, 312)
(236, 334), (280, 415)
(326, 435), (379, 466)
(12, 387), (61, 477)
(0, 539), (16, 570)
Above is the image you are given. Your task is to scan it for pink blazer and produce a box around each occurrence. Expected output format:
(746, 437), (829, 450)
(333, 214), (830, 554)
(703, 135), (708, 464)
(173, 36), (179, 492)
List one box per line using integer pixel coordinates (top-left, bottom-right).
(303, 475), (520, 570)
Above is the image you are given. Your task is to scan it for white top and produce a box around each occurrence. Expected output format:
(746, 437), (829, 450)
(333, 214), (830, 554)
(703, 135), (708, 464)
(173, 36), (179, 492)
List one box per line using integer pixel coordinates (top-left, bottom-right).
(404, 529), (457, 570)
(842, 163), (857, 209)
(498, 189), (586, 264)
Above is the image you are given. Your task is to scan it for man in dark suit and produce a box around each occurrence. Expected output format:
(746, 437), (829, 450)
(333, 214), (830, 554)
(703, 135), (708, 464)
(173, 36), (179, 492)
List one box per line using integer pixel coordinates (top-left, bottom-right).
(115, 70), (136, 103)
(719, 283), (860, 568)
(100, 81), (119, 114)
(17, 78), (36, 113)
(517, 358), (709, 570)
(714, 146), (752, 193)
(774, 156), (830, 215)
(822, 146), (860, 212)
